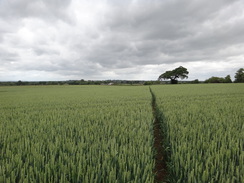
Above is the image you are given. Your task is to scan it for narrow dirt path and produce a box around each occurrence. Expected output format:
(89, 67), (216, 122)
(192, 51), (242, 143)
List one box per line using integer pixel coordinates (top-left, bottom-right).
(150, 88), (168, 183)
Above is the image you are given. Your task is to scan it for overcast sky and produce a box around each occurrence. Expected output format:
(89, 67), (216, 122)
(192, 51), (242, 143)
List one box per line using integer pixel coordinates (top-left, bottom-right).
(0, 0), (243, 81)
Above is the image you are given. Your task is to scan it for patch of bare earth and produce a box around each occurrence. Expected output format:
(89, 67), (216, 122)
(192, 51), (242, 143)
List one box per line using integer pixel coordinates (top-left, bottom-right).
(151, 89), (168, 183)
(153, 116), (167, 182)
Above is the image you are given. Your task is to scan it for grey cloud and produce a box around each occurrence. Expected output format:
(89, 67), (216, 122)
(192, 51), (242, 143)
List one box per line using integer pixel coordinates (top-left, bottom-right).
(33, 47), (60, 56)
(89, 0), (244, 68)
(0, 48), (18, 62)
(0, 0), (72, 23)
(0, 0), (243, 81)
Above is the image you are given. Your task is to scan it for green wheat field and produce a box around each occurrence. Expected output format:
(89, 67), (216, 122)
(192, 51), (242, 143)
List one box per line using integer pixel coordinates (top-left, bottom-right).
(0, 84), (243, 183)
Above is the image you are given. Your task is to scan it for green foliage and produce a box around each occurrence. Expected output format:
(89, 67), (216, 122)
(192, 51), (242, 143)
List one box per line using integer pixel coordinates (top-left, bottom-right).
(143, 81), (161, 85)
(205, 76), (224, 83)
(205, 75), (232, 83)
(158, 66), (189, 84)
(224, 75), (232, 83)
(0, 86), (155, 183)
(234, 68), (244, 83)
(144, 81), (153, 85)
(151, 84), (244, 182)
(191, 79), (200, 84)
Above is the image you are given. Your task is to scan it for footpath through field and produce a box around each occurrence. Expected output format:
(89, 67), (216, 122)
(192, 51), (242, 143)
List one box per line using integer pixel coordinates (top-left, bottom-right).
(149, 87), (168, 183)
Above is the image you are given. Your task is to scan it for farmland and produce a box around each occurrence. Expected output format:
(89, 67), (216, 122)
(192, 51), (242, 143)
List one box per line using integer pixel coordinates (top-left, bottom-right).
(0, 86), (154, 182)
(151, 84), (244, 182)
(0, 84), (243, 183)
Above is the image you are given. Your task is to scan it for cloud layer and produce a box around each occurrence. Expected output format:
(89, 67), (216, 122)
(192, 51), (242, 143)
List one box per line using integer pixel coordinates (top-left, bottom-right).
(0, 0), (243, 81)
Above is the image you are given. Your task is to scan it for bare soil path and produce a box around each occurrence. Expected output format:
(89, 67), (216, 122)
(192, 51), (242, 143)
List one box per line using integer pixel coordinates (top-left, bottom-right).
(150, 88), (168, 183)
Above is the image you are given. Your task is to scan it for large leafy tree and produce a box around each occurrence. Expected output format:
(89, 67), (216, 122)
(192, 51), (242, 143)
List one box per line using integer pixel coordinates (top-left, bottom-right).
(234, 68), (244, 83)
(158, 66), (189, 84)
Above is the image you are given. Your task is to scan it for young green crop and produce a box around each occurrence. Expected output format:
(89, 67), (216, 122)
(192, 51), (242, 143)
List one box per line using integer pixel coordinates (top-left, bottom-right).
(0, 85), (155, 183)
(151, 84), (244, 182)
(2, 84), (242, 182)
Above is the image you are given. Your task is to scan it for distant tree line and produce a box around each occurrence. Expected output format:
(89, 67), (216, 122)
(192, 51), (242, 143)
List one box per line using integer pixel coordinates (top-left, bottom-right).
(0, 79), (147, 86)
(204, 75), (232, 83)
(204, 68), (244, 83)
(0, 68), (243, 86)
(158, 66), (243, 84)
